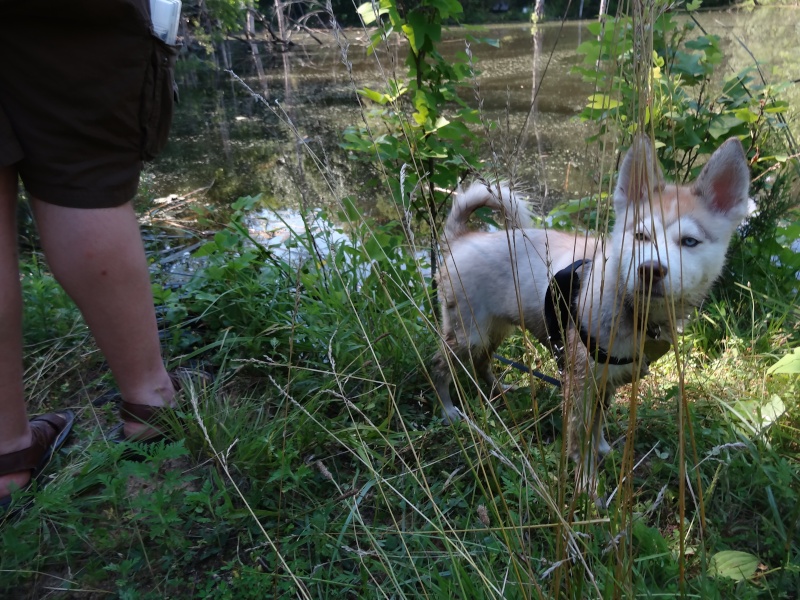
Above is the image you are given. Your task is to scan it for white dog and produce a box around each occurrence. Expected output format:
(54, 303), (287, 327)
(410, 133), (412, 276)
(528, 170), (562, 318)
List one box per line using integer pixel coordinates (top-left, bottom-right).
(432, 137), (750, 489)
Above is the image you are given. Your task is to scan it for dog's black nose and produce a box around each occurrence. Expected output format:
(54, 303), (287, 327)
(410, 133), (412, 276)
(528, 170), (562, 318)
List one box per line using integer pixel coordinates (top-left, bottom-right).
(638, 261), (668, 285)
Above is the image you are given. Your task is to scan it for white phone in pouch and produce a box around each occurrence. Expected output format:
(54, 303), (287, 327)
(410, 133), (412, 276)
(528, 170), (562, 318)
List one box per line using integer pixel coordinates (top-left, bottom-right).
(149, 0), (181, 45)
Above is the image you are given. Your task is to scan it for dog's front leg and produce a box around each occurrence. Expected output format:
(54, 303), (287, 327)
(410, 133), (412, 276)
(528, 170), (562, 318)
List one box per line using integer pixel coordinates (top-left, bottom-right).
(592, 392), (613, 457)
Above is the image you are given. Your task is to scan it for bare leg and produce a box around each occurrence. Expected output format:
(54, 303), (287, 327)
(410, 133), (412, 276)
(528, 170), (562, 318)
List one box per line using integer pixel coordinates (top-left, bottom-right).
(31, 198), (174, 439)
(0, 167), (34, 497)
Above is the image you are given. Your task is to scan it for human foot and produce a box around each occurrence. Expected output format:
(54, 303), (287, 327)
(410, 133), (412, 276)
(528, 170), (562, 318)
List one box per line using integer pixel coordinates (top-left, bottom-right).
(119, 402), (175, 441)
(113, 368), (212, 442)
(117, 370), (178, 441)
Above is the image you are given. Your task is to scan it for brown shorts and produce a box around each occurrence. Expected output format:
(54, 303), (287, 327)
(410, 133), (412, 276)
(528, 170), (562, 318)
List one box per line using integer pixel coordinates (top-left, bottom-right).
(0, 0), (175, 208)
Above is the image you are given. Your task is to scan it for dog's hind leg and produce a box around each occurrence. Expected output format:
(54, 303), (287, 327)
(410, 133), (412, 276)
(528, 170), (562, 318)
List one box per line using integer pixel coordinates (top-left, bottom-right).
(473, 344), (497, 384)
(473, 324), (515, 396)
(433, 341), (502, 421)
(474, 350), (514, 400)
(432, 349), (460, 423)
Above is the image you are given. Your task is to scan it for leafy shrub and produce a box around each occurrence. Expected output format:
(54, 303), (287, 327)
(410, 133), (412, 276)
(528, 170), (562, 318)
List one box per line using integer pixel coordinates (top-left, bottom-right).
(569, 4), (799, 311)
(155, 195), (432, 401)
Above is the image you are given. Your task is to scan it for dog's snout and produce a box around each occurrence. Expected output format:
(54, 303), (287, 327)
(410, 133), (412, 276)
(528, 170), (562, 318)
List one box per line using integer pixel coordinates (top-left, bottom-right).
(638, 260), (668, 285)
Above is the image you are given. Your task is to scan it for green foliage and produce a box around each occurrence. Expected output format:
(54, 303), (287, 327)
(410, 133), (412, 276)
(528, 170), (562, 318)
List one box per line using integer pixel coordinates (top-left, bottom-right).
(573, 9), (791, 183)
(343, 0), (489, 241)
(5, 197), (800, 597)
(182, 0), (252, 43)
(769, 347), (800, 375)
(155, 195), (431, 400)
(21, 258), (83, 345)
(0, 439), (236, 596)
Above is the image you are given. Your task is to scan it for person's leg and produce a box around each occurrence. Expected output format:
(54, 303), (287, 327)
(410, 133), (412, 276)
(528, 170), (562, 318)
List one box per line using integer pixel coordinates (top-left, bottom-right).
(30, 198), (174, 439)
(0, 166), (34, 497)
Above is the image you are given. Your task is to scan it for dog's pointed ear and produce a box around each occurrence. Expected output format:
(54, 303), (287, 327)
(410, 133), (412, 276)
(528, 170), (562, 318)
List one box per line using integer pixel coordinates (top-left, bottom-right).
(692, 137), (750, 222)
(614, 135), (665, 208)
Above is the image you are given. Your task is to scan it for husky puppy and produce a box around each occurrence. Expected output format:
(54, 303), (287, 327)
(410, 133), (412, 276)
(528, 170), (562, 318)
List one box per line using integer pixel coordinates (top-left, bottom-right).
(432, 137), (750, 488)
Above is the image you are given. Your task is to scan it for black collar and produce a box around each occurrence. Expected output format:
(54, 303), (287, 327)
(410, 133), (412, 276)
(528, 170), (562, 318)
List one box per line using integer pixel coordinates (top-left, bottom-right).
(544, 260), (663, 367)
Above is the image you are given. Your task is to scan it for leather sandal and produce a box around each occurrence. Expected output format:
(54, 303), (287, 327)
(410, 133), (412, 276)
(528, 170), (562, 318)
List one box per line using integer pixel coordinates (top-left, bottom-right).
(0, 410), (75, 510)
(106, 401), (175, 444)
(106, 368), (212, 445)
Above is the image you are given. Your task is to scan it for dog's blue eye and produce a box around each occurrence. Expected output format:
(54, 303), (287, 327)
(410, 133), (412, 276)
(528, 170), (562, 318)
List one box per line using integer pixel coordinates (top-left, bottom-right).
(681, 237), (700, 248)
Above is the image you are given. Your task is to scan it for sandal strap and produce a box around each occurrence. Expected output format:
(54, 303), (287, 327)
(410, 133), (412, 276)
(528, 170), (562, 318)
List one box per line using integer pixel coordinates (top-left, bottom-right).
(0, 414), (66, 476)
(169, 368), (213, 390)
(119, 368), (212, 424)
(119, 402), (173, 424)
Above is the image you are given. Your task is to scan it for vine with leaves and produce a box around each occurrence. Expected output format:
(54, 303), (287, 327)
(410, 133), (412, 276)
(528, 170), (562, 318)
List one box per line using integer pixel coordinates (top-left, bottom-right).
(342, 0), (499, 288)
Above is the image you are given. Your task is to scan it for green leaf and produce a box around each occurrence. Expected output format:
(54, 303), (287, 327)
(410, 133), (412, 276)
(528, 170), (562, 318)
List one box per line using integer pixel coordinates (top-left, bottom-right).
(733, 107), (759, 124)
(401, 23), (417, 53)
(685, 35), (715, 51)
(759, 395), (787, 428)
(708, 113), (744, 139)
(431, 116), (451, 131)
(708, 550), (760, 581)
(359, 88), (389, 105)
(767, 347), (800, 375)
(764, 101), (789, 114)
(586, 21), (603, 36)
(576, 39), (601, 57)
(428, 0), (463, 19)
(412, 104), (429, 126)
(356, 2), (382, 25)
(405, 11), (441, 52)
(586, 93), (620, 110)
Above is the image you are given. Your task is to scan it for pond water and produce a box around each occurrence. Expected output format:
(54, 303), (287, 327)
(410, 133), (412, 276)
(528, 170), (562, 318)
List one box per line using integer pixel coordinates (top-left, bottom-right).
(144, 6), (800, 224)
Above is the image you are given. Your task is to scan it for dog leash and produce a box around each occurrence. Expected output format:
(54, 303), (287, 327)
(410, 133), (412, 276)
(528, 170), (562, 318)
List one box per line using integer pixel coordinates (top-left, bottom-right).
(492, 353), (562, 388)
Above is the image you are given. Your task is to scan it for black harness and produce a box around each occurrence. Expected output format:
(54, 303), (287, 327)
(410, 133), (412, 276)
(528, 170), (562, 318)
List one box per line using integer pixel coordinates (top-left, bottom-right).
(494, 260), (669, 387)
(544, 259), (663, 366)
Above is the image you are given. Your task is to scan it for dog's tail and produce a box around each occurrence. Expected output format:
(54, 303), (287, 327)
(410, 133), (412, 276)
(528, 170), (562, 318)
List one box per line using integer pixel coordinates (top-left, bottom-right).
(443, 182), (533, 246)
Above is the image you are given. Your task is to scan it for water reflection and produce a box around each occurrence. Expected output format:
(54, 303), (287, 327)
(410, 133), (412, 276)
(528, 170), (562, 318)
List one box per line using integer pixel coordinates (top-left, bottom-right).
(144, 203), (424, 289)
(143, 8), (800, 219)
(247, 208), (350, 258)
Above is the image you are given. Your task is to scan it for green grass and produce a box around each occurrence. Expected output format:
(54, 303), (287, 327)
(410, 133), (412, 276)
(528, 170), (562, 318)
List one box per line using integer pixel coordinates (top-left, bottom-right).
(2, 197), (798, 598)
